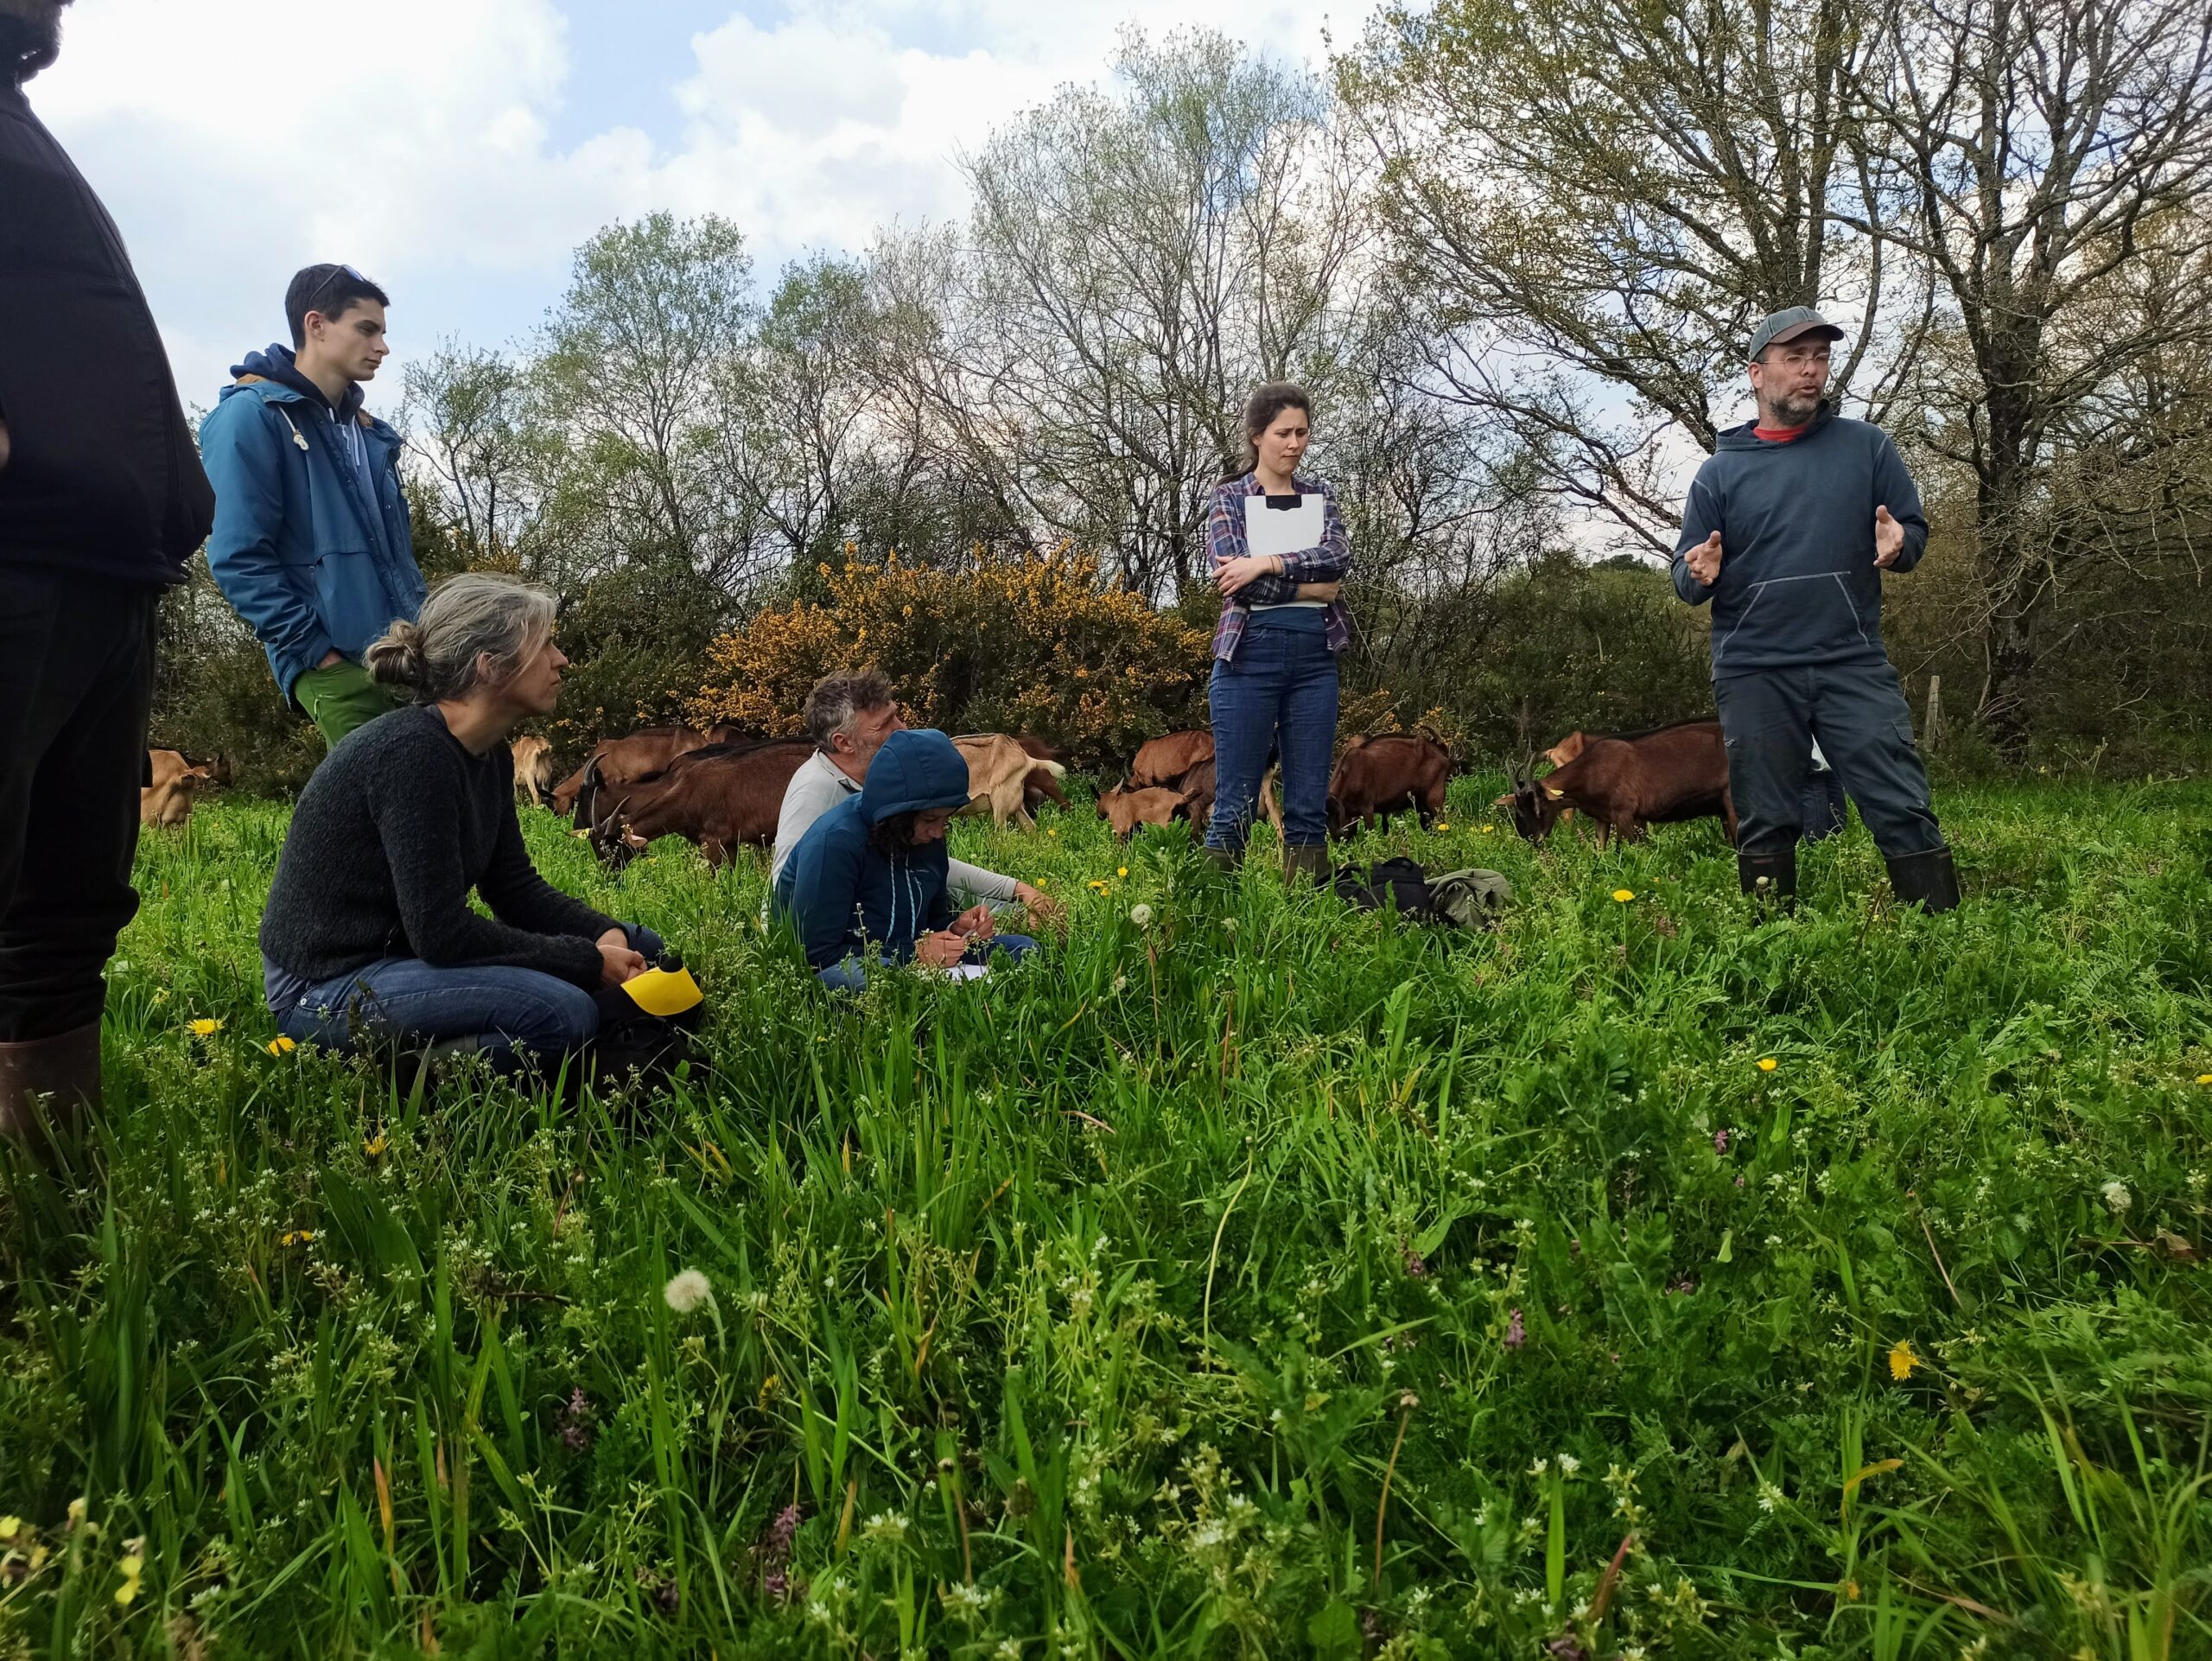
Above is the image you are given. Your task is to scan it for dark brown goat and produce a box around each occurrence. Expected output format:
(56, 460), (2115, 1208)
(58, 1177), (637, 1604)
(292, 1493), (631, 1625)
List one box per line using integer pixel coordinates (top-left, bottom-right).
(1326, 733), (1452, 836)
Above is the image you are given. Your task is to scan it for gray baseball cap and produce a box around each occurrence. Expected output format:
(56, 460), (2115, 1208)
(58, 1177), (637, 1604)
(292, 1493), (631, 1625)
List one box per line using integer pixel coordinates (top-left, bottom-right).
(1748, 306), (1846, 361)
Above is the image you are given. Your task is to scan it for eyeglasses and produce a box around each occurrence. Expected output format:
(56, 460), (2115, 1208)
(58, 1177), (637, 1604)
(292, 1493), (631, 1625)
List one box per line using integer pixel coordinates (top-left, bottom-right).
(308, 263), (370, 315)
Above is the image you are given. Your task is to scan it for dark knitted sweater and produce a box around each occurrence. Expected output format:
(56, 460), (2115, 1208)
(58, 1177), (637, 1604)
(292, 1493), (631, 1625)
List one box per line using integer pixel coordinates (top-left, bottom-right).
(260, 706), (615, 988)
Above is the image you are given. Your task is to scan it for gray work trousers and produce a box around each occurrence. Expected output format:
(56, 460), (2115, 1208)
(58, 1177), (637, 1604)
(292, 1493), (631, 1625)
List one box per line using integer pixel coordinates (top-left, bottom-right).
(1713, 661), (1944, 859)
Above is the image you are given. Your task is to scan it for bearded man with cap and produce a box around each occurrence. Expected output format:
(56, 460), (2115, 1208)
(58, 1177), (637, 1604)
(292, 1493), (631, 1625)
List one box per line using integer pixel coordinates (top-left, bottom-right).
(1672, 307), (1961, 912)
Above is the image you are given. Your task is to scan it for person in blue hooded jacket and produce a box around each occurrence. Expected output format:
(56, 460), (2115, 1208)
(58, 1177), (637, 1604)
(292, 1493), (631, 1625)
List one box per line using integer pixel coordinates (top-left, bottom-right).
(200, 264), (426, 750)
(772, 729), (1039, 990)
(1672, 307), (1960, 913)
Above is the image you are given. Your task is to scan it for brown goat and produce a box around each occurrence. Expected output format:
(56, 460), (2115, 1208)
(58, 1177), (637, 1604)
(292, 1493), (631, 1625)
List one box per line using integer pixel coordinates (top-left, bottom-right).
(585, 737), (815, 867)
(1326, 733), (1452, 836)
(1507, 721), (1734, 848)
(1129, 729), (1213, 789)
(1096, 784), (1193, 839)
(551, 725), (715, 818)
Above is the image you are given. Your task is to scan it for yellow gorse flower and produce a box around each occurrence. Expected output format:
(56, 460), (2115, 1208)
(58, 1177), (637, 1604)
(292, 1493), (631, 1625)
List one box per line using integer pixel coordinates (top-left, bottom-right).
(188, 1017), (223, 1036)
(1888, 1340), (1919, 1380)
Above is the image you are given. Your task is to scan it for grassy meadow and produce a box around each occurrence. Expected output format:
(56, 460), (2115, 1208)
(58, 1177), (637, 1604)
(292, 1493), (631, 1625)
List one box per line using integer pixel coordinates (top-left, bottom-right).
(2, 771), (2209, 1658)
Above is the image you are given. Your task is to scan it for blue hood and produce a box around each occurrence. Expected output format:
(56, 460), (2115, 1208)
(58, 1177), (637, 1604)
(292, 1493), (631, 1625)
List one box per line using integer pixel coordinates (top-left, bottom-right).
(858, 730), (974, 824)
(226, 344), (366, 425)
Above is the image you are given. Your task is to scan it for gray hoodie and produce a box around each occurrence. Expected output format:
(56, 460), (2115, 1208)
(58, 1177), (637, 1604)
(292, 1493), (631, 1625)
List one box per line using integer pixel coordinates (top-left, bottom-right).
(1670, 405), (1927, 677)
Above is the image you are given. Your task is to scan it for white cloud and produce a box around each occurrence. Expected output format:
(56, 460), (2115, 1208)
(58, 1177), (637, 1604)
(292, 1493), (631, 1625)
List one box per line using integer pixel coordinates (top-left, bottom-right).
(30, 0), (1348, 398)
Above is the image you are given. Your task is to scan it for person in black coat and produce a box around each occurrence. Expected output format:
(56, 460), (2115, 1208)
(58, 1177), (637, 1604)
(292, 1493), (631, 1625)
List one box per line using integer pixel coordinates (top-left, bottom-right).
(0, 0), (217, 1138)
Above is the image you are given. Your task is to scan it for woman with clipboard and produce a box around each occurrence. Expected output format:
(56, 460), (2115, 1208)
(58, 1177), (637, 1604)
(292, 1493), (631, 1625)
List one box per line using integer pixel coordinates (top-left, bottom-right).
(1202, 382), (1351, 885)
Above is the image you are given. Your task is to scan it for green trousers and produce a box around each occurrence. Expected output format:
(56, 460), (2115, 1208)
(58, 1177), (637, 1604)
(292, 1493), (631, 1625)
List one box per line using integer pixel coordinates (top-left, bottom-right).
(293, 659), (402, 751)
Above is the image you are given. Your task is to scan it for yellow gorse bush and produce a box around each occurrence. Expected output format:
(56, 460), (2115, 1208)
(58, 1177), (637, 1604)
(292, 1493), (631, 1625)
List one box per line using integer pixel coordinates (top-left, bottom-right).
(688, 548), (1210, 768)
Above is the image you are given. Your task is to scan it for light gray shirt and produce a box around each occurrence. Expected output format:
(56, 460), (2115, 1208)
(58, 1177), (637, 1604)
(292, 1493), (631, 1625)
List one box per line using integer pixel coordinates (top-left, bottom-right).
(768, 750), (1018, 905)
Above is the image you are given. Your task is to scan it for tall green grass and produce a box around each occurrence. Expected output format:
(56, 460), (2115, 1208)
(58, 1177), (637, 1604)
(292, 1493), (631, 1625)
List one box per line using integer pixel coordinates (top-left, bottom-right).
(2, 773), (2207, 1658)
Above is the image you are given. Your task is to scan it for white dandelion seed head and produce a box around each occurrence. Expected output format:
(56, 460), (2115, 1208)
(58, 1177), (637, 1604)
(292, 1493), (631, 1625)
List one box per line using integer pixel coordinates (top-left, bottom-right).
(2101, 1181), (2133, 1214)
(1128, 903), (1153, 927)
(663, 1269), (713, 1314)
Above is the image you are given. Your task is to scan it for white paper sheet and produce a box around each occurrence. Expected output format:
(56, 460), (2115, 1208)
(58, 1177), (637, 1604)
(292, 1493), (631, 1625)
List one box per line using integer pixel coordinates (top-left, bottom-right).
(1243, 493), (1325, 561)
(943, 962), (991, 982)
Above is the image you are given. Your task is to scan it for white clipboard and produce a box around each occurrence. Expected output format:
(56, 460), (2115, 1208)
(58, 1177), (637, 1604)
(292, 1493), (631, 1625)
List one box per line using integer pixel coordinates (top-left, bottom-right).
(1244, 493), (1325, 560)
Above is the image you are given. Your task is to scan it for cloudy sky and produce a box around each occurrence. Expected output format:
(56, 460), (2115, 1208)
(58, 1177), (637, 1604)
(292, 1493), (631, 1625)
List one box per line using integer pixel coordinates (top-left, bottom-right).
(32, 0), (1351, 405)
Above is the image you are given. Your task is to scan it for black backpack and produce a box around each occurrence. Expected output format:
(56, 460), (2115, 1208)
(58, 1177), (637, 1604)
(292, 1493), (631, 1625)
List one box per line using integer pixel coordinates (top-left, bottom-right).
(588, 951), (707, 1090)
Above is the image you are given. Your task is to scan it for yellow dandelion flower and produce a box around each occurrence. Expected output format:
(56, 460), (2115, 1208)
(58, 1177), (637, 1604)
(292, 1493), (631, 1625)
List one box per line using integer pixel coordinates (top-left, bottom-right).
(1612, 889), (1636, 903)
(1758, 1057), (1779, 1072)
(1047, 826), (1058, 837)
(1480, 824), (1495, 833)
(188, 1017), (223, 1036)
(266, 1035), (296, 1055)
(363, 1132), (388, 1158)
(1888, 1340), (1919, 1380)
(278, 1229), (315, 1247)
(1117, 866), (1129, 879)
(2197, 1073), (2212, 1085)
(1436, 821), (1451, 831)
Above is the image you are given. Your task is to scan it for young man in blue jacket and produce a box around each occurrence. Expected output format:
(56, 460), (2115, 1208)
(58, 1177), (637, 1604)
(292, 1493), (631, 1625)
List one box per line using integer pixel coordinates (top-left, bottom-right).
(772, 729), (1039, 991)
(1672, 307), (1960, 912)
(200, 264), (425, 749)
(1, 0), (216, 1136)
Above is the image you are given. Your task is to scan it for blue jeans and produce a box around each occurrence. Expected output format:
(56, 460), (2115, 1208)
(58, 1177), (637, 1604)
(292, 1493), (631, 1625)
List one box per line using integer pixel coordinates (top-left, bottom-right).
(817, 933), (1039, 993)
(273, 924), (663, 1067)
(1206, 621), (1338, 853)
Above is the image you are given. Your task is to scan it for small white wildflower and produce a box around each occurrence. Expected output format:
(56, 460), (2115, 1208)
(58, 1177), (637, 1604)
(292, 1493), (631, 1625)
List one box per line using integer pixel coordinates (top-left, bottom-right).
(861, 1511), (909, 1543)
(663, 1269), (712, 1314)
(1128, 903), (1153, 927)
(1529, 1457), (1549, 1477)
(1757, 1480), (1783, 1513)
(1556, 1453), (1580, 1477)
(2101, 1181), (2133, 1214)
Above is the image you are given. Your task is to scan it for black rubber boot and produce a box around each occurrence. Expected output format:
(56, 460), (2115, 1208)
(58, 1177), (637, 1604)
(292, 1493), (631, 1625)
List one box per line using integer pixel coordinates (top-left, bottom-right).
(1738, 850), (1797, 913)
(0, 1019), (101, 1147)
(1283, 843), (1332, 888)
(1885, 848), (1961, 913)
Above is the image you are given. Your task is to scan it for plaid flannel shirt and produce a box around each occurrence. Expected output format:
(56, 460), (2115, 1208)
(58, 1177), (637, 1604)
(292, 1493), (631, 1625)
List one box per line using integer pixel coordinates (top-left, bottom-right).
(1206, 472), (1352, 661)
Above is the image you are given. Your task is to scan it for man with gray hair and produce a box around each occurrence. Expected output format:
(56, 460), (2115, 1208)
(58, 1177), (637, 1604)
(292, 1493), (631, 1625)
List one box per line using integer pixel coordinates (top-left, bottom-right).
(1673, 306), (1959, 912)
(769, 670), (1058, 921)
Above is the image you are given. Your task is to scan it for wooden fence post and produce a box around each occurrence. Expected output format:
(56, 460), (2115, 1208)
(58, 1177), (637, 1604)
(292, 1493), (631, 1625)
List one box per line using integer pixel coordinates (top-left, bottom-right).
(1924, 674), (1945, 754)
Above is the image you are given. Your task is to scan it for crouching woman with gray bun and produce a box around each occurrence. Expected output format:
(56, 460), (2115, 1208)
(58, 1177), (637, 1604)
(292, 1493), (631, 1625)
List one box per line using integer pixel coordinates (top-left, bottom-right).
(257, 574), (662, 1072)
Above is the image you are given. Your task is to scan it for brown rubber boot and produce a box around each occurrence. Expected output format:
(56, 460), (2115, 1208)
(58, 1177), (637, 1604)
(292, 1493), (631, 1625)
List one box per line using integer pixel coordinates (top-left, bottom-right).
(0, 1020), (103, 1146)
(1283, 843), (1332, 888)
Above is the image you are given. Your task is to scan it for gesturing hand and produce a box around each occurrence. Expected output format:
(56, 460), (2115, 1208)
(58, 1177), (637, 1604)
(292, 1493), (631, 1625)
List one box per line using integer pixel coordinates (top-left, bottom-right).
(1685, 531), (1723, 586)
(1873, 505), (1906, 569)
